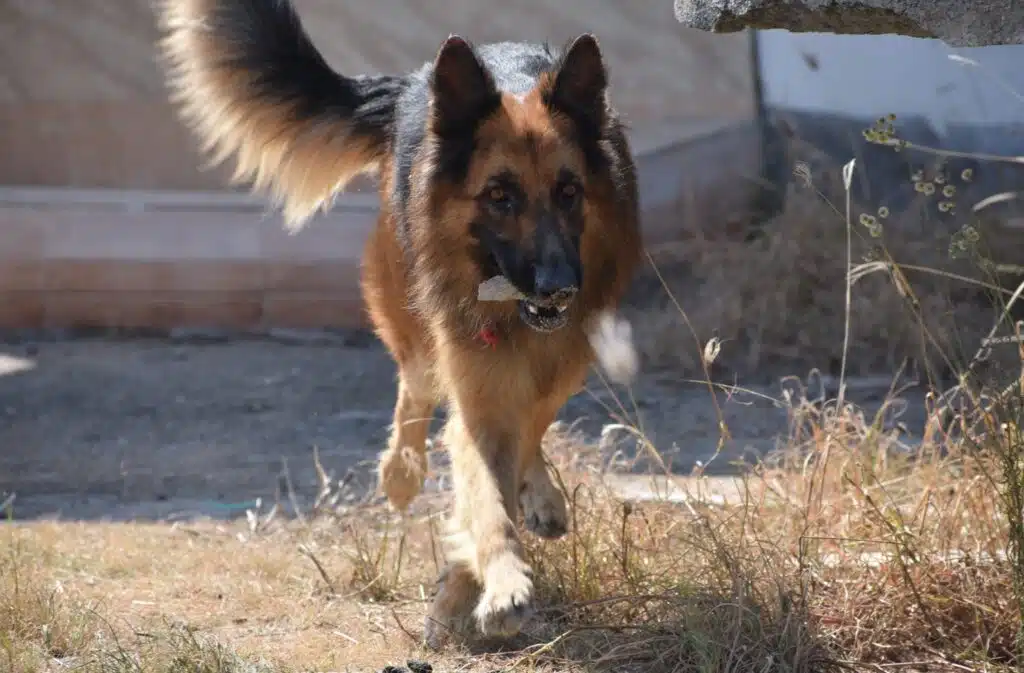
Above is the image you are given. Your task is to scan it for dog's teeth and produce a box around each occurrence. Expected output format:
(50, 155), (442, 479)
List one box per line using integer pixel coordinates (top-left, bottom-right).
(527, 304), (539, 315)
(556, 305), (567, 314)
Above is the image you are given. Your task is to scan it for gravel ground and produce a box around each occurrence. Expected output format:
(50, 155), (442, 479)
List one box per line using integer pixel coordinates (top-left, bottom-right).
(0, 330), (931, 521)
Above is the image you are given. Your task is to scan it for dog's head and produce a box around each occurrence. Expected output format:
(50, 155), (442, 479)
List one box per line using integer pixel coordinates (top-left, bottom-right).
(421, 34), (624, 334)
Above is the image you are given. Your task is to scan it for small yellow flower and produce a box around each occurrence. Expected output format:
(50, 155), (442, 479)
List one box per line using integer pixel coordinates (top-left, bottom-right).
(938, 201), (954, 212)
(942, 185), (956, 198)
(911, 169), (924, 182)
(961, 168), (974, 182)
(934, 174), (946, 185)
(922, 183), (936, 196)
(859, 213), (877, 227)
(877, 206), (890, 219)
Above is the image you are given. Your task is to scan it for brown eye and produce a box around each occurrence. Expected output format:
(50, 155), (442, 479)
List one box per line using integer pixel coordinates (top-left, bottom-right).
(486, 185), (515, 214)
(557, 182), (581, 208)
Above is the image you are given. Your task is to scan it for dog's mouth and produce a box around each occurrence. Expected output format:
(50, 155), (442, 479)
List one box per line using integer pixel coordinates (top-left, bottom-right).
(477, 243), (579, 334)
(517, 295), (573, 333)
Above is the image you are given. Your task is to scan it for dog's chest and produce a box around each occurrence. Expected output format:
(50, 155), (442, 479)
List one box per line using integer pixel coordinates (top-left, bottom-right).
(518, 330), (591, 399)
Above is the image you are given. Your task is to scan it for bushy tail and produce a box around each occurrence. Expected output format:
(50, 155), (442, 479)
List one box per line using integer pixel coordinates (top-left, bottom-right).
(157, 0), (405, 229)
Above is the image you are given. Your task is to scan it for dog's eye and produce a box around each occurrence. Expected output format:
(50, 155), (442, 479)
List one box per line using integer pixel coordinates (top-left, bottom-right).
(557, 182), (581, 208)
(487, 186), (515, 213)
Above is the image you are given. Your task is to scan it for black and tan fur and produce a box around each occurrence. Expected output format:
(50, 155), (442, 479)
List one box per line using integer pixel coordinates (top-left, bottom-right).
(156, 0), (643, 647)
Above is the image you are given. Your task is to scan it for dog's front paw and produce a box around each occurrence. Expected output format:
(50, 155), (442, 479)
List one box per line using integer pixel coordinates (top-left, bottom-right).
(378, 445), (427, 511)
(473, 553), (534, 637)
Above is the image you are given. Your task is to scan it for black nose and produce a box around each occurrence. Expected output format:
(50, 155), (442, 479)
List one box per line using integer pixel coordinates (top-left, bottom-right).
(534, 262), (579, 299)
(532, 211), (581, 300)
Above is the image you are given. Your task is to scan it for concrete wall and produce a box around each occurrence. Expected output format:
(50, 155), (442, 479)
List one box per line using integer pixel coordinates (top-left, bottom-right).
(1, 0), (758, 190)
(0, 120), (765, 331)
(755, 30), (1024, 222)
(757, 30), (1024, 129)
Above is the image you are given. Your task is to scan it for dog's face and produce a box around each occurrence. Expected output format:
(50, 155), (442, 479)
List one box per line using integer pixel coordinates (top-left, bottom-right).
(467, 112), (588, 333)
(425, 35), (612, 333)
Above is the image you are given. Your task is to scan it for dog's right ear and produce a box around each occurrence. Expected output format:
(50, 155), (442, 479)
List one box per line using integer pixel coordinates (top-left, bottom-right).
(430, 35), (499, 136)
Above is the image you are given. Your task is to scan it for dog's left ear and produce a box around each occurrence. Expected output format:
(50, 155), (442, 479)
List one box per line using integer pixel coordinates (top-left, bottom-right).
(547, 34), (608, 134)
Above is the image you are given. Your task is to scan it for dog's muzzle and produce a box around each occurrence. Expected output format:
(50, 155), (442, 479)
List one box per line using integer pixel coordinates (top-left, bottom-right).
(518, 281), (577, 333)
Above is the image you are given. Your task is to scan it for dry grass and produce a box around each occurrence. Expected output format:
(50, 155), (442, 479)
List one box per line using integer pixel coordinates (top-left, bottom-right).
(629, 133), (1024, 384)
(0, 511), (445, 672)
(3, 122), (1024, 673)
(2, 383), (1020, 672)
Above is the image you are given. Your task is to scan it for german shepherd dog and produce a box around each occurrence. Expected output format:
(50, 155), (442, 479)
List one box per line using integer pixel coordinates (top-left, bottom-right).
(157, 0), (642, 647)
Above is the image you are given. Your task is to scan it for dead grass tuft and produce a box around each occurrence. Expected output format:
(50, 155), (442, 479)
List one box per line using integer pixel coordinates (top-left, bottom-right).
(0, 534), (96, 672)
(628, 140), (1024, 384)
(496, 381), (1015, 673)
(518, 447), (834, 673)
(0, 530), (291, 673)
(757, 386), (1016, 666)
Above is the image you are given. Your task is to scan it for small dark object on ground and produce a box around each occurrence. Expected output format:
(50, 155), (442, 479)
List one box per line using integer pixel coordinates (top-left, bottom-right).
(381, 661), (433, 673)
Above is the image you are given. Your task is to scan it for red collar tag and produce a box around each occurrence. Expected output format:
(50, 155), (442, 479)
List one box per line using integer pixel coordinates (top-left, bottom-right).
(478, 326), (499, 349)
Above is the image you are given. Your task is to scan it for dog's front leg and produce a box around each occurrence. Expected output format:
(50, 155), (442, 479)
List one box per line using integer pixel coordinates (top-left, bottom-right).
(425, 402), (533, 646)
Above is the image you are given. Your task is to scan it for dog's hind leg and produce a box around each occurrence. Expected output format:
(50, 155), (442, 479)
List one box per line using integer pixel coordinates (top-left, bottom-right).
(520, 455), (569, 540)
(378, 361), (436, 511)
(423, 558), (480, 650)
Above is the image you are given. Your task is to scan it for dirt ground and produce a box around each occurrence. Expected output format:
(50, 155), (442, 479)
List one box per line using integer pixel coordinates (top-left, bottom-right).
(0, 329), (931, 522)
